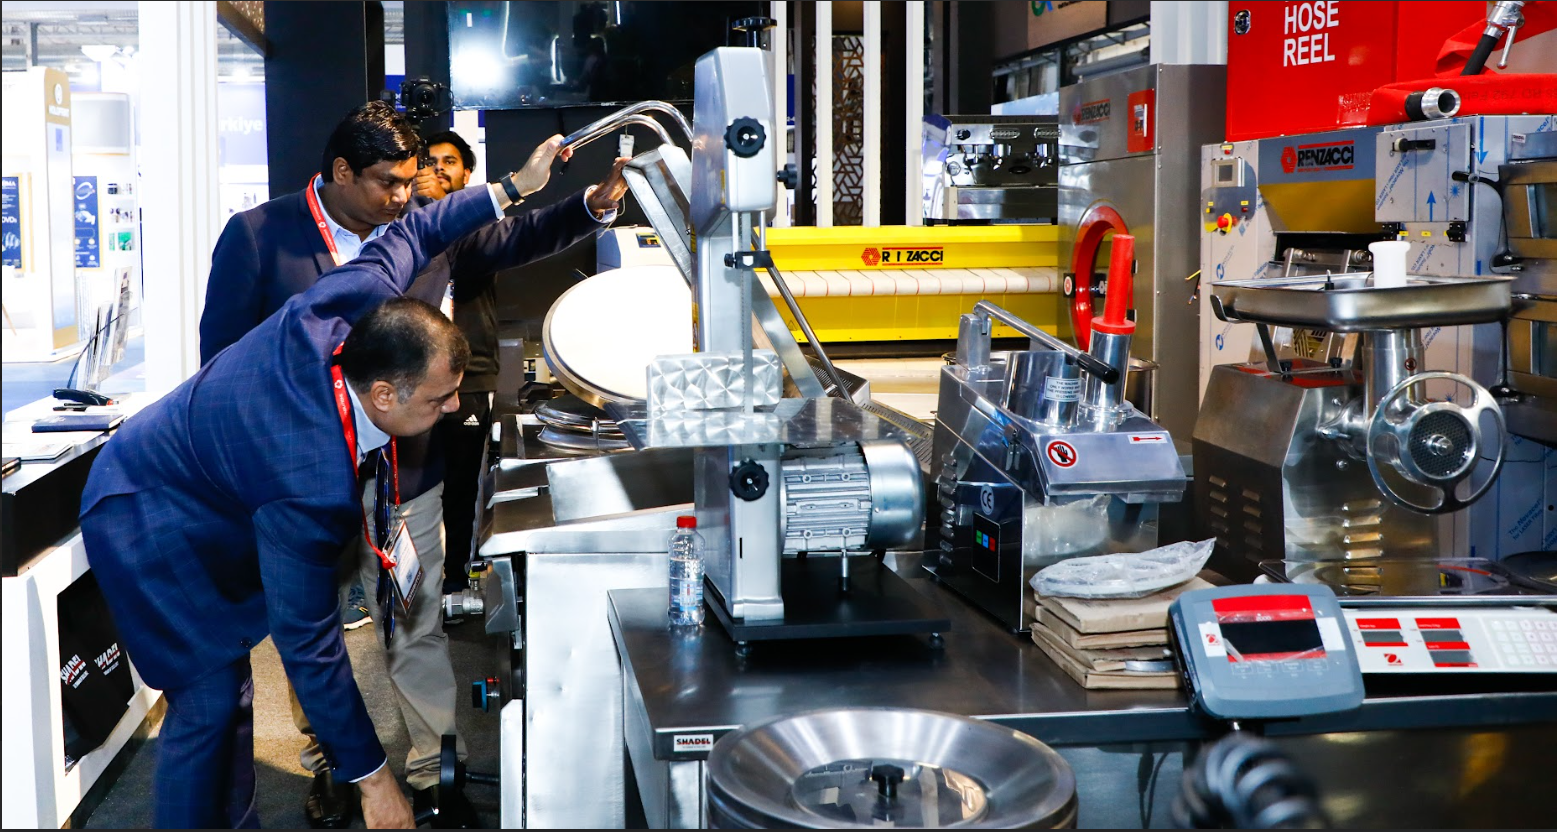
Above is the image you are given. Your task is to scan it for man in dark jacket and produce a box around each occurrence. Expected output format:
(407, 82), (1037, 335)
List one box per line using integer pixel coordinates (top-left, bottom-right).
(409, 130), (522, 592)
(197, 102), (624, 827)
(81, 173), (539, 828)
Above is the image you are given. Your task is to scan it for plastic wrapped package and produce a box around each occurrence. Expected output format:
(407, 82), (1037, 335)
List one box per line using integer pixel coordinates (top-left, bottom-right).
(1030, 538), (1215, 599)
(1022, 494), (1110, 570)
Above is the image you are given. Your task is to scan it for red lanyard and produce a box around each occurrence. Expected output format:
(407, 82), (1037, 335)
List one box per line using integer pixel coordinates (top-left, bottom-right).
(305, 174), (346, 267)
(330, 343), (399, 569)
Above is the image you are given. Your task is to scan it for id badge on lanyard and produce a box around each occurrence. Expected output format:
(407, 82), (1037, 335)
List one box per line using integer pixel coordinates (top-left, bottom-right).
(329, 342), (418, 619)
(383, 518), (422, 615)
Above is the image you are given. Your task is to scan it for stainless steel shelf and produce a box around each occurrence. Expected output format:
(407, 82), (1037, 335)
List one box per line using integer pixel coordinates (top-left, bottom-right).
(1210, 274), (1513, 332)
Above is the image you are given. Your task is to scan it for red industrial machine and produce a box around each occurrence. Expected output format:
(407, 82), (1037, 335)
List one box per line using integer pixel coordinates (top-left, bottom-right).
(1223, 0), (1544, 141)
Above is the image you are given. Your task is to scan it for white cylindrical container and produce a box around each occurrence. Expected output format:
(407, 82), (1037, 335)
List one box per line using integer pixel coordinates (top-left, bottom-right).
(1369, 240), (1411, 288)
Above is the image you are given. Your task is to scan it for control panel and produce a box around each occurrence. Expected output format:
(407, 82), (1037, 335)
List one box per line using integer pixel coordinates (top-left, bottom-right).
(1344, 606), (1557, 674)
(1170, 585), (1364, 720)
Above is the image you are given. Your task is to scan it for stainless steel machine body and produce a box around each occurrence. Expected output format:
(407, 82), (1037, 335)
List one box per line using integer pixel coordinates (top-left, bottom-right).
(1059, 64), (1227, 440)
(923, 114), (1059, 224)
(1498, 137), (1557, 447)
(928, 300), (1187, 631)
(601, 47), (937, 642)
(1199, 276), (1511, 577)
(476, 420), (694, 829)
(475, 45), (942, 824)
(1197, 114), (1555, 567)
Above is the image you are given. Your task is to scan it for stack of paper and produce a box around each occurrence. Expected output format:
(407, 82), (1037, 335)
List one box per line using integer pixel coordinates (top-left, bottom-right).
(1028, 577), (1213, 690)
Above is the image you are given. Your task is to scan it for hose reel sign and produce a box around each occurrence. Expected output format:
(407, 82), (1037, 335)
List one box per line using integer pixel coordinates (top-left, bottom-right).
(1045, 440), (1078, 468)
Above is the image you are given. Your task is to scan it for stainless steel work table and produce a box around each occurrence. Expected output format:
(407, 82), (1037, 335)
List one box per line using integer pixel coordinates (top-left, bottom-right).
(609, 557), (1557, 828)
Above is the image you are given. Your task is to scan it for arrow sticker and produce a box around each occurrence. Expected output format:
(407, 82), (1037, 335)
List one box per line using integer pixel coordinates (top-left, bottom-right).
(1476, 117), (1489, 165)
(1427, 191), (1436, 222)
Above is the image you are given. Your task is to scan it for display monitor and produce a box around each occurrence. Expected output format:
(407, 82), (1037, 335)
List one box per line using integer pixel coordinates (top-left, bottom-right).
(1211, 594), (1327, 662)
(447, 1), (765, 110)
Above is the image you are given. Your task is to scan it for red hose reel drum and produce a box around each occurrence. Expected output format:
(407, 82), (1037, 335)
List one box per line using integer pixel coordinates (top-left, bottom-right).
(1067, 204), (1129, 350)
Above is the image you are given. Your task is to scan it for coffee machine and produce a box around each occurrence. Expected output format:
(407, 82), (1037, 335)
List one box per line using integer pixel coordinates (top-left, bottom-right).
(928, 235), (1188, 630)
(923, 114), (1059, 224)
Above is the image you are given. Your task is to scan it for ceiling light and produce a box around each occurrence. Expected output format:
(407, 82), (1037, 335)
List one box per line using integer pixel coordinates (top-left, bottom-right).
(81, 44), (118, 62)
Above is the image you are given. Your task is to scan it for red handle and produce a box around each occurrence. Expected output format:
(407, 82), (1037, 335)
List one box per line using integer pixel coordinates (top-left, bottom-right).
(1093, 233), (1136, 336)
(1068, 205), (1129, 350)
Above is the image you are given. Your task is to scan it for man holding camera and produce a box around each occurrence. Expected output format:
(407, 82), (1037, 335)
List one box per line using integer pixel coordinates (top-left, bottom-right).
(199, 101), (625, 828)
(405, 130), (517, 595)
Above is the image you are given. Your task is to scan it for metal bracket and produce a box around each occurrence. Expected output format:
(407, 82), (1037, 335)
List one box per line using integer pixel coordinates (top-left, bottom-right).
(724, 249), (776, 270)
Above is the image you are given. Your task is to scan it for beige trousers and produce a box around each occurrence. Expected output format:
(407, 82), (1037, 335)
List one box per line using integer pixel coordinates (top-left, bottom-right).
(289, 481), (468, 789)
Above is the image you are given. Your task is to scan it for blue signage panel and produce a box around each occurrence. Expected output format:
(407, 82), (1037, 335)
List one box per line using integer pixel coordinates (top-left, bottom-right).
(73, 175), (100, 269)
(1, 176), (20, 269)
(217, 82), (269, 167)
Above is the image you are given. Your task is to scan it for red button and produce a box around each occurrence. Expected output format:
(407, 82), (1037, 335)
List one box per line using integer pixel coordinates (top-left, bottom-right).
(1216, 214), (1231, 230)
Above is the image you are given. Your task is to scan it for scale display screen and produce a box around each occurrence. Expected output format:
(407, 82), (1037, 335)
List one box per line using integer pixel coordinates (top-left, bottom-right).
(1170, 585), (1364, 720)
(1211, 595), (1326, 662)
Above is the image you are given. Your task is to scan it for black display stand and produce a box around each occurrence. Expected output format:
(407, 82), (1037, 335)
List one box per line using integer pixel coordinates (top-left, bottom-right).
(706, 556), (952, 643)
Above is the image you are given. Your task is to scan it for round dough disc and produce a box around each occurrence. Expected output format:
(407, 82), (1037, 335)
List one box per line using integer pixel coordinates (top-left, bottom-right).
(543, 265), (692, 404)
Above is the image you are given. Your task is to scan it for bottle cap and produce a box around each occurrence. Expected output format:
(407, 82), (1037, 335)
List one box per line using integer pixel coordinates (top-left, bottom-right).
(676, 515), (697, 529)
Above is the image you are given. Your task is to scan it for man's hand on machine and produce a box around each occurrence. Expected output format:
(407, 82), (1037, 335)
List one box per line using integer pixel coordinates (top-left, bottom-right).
(357, 765), (415, 829)
(504, 134), (571, 202)
(586, 157), (631, 219)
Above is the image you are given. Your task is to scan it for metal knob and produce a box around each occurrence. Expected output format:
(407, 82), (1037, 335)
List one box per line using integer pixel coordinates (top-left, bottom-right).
(871, 764), (905, 799)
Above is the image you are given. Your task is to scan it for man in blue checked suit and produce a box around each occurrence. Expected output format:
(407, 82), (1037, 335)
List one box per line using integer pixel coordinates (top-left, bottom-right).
(199, 102), (624, 829)
(79, 139), (593, 829)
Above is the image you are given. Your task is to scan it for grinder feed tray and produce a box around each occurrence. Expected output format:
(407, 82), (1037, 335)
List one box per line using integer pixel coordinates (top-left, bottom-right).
(1210, 274), (1512, 332)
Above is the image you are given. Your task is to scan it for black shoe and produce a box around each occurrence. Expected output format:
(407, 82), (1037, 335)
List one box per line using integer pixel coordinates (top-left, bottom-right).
(413, 785), (478, 829)
(304, 770), (355, 829)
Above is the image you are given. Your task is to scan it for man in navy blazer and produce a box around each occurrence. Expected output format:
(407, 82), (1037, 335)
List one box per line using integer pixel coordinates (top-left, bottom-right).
(79, 147), (570, 828)
(197, 102), (622, 827)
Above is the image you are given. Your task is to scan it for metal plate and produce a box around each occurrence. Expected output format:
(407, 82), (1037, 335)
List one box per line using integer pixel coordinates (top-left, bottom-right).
(1211, 273), (1513, 332)
(706, 707), (1076, 829)
(542, 265), (692, 408)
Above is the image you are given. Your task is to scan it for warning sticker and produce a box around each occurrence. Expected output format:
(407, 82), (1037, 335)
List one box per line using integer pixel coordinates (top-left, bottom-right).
(1045, 440), (1078, 468)
(1128, 433), (1169, 445)
(1042, 376), (1082, 402)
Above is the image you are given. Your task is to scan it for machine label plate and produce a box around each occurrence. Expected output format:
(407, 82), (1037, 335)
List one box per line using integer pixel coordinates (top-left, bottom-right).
(672, 733), (714, 753)
(859, 245), (946, 267)
(1259, 127), (1380, 184)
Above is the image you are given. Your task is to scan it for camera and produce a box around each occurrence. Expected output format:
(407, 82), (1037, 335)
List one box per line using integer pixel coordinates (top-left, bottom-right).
(393, 76), (452, 127)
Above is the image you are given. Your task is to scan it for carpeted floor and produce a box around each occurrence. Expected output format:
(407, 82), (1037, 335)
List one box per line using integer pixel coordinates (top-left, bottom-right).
(84, 614), (504, 829)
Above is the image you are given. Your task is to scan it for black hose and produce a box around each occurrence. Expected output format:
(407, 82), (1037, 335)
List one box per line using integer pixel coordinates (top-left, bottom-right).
(1462, 32), (1501, 76)
(1171, 733), (1330, 829)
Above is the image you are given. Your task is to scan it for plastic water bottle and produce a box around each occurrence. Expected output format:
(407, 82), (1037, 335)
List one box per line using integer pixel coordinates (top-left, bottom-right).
(668, 516), (705, 626)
